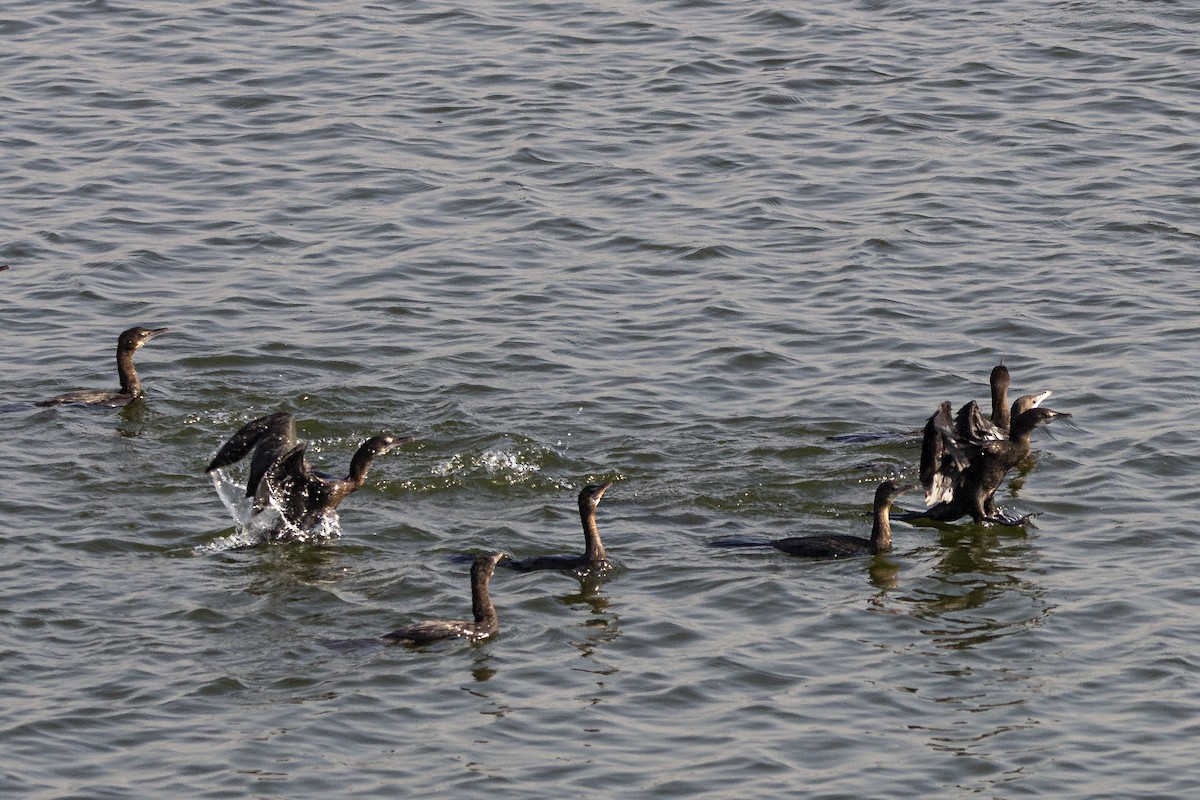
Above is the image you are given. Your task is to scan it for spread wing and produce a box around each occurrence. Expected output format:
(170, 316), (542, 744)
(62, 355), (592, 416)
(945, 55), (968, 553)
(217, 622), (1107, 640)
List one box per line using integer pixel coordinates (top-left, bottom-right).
(205, 412), (297, 498)
(955, 400), (1004, 444)
(920, 401), (968, 506)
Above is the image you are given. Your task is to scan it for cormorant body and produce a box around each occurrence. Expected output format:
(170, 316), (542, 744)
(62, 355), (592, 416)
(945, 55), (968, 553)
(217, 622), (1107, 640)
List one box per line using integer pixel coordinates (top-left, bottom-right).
(915, 402), (1067, 525)
(767, 481), (912, 558)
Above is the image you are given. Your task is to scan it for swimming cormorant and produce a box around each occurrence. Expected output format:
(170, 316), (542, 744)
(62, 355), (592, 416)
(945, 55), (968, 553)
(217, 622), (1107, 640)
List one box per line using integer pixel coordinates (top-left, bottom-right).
(711, 481), (913, 559)
(205, 411), (406, 534)
(382, 552), (508, 645)
(37, 326), (168, 407)
(507, 482), (613, 575)
(769, 481), (912, 558)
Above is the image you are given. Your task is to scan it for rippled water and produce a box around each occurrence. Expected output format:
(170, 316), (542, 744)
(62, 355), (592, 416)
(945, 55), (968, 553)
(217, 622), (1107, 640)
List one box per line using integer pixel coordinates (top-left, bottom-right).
(3, 0), (1199, 797)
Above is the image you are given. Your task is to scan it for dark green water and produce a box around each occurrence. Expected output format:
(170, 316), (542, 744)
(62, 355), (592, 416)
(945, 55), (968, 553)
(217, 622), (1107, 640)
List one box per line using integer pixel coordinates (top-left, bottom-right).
(2, 1), (1199, 797)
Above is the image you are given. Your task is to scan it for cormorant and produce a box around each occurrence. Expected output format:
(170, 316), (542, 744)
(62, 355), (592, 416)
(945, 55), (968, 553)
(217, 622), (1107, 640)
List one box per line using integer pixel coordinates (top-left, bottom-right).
(914, 401), (1068, 525)
(507, 482), (613, 575)
(382, 552), (508, 645)
(205, 411), (405, 535)
(37, 326), (168, 407)
(711, 481), (913, 559)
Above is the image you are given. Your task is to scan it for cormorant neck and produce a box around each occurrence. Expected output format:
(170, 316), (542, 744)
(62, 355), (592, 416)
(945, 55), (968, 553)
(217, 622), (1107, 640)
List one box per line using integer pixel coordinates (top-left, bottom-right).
(870, 500), (893, 553)
(116, 348), (141, 397)
(1008, 411), (1041, 445)
(471, 566), (497, 628)
(580, 503), (605, 564)
(991, 382), (1010, 431)
(345, 444), (378, 488)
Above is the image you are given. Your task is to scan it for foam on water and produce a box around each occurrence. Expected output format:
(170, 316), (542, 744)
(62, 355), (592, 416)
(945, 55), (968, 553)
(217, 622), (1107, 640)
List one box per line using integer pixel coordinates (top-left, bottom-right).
(432, 448), (544, 482)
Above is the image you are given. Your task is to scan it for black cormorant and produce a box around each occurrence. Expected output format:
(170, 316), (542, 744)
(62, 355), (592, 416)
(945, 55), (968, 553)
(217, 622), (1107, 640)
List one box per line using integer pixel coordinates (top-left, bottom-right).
(711, 481), (913, 559)
(382, 552), (508, 645)
(38, 326), (168, 407)
(206, 411), (405, 535)
(507, 482), (614, 575)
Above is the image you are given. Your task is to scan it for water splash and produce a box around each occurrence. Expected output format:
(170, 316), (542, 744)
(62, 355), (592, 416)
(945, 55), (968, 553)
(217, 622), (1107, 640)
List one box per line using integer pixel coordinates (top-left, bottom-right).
(432, 448), (543, 483)
(196, 469), (343, 553)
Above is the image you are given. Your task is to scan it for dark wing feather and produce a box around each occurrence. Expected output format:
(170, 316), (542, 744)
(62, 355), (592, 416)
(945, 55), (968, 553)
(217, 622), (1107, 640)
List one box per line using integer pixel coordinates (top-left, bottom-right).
(921, 401), (967, 506)
(955, 400), (1003, 445)
(257, 442), (312, 514)
(206, 412), (297, 491)
(382, 619), (473, 645)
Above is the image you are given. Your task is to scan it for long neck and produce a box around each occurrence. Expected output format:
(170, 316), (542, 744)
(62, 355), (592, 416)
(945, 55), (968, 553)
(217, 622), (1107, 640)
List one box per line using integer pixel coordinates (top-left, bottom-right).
(117, 349), (141, 396)
(1008, 412), (1040, 446)
(580, 503), (605, 563)
(345, 445), (377, 488)
(471, 567), (497, 629)
(991, 382), (1010, 431)
(870, 501), (892, 553)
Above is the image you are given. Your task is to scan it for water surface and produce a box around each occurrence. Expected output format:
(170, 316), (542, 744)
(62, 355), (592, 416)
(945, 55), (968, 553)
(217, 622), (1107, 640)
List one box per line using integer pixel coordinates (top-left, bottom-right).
(2, 1), (1199, 797)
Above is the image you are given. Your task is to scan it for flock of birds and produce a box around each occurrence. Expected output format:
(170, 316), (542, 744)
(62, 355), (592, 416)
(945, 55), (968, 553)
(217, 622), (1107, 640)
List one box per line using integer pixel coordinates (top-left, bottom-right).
(35, 326), (1070, 647)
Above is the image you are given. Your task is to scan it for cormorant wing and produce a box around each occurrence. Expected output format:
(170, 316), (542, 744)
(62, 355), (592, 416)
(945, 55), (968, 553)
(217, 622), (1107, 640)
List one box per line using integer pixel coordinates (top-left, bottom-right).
(205, 412), (297, 498)
(955, 400), (1004, 445)
(206, 412), (295, 471)
(255, 442), (312, 515)
(245, 416), (299, 497)
(920, 401), (968, 506)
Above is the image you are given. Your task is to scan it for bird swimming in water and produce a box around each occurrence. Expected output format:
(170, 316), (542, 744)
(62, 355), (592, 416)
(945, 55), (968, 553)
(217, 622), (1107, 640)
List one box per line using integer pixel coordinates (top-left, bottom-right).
(506, 482), (614, 575)
(382, 552), (508, 645)
(205, 411), (406, 537)
(711, 481), (913, 559)
(913, 395), (1068, 525)
(37, 326), (168, 407)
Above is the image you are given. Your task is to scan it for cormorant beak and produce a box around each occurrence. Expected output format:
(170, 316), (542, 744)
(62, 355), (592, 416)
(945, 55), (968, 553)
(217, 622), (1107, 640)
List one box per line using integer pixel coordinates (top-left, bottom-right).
(146, 327), (169, 339)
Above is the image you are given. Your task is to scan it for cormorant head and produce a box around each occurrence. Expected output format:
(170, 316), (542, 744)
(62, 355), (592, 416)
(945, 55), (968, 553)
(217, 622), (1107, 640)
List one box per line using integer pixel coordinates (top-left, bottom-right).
(875, 480), (914, 507)
(1010, 405), (1071, 438)
(578, 481), (613, 512)
(360, 434), (411, 457)
(1010, 390), (1052, 418)
(1029, 407), (1070, 424)
(472, 551), (509, 579)
(118, 326), (169, 353)
(990, 362), (1011, 392)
